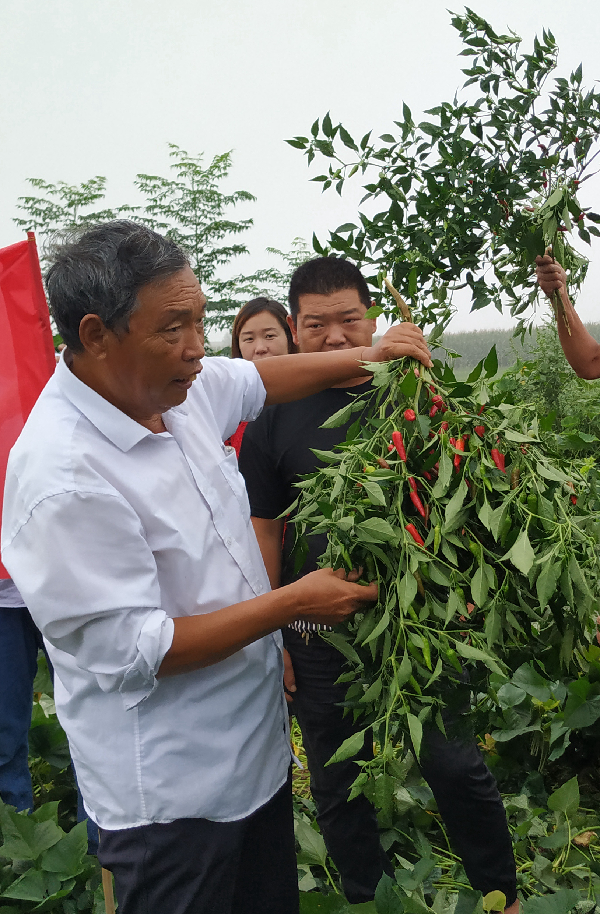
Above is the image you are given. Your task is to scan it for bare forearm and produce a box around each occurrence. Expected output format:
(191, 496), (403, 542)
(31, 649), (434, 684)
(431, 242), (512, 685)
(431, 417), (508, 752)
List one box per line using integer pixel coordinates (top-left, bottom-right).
(256, 349), (370, 405)
(159, 588), (299, 677)
(556, 294), (600, 379)
(251, 517), (283, 589)
(256, 325), (432, 405)
(158, 567), (378, 677)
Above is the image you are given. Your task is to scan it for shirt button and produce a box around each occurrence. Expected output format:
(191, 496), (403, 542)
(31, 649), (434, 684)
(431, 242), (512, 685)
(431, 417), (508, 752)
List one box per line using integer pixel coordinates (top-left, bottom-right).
(225, 536), (232, 547)
(256, 583), (263, 594)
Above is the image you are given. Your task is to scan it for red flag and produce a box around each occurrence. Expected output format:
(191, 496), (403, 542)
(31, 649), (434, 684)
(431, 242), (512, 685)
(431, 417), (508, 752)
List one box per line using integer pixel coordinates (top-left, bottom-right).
(0, 232), (55, 578)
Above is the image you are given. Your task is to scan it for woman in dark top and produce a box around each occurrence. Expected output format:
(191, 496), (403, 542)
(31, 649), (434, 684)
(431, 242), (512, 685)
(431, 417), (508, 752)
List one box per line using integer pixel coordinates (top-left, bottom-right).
(226, 298), (296, 455)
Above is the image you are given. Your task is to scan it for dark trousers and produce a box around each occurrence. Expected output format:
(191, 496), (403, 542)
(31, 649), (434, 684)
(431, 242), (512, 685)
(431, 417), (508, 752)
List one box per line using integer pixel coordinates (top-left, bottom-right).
(0, 607), (42, 812)
(0, 606), (99, 853)
(284, 628), (517, 906)
(98, 775), (299, 914)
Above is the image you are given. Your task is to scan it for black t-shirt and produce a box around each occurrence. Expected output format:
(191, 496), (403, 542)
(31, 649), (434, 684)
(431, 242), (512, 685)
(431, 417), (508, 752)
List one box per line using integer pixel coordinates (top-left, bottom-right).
(238, 380), (373, 586)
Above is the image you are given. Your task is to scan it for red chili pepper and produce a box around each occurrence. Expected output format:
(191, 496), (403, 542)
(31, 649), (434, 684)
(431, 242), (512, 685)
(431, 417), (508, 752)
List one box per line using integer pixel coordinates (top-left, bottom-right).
(406, 523), (425, 547)
(392, 431), (407, 461)
(404, 408), (416, 421)
(571, 495), (577, 505)
(454, 436), (465, 471)
(429, 405), (439, 418)
(491, 448), (506, 473)
(432, 394), (444, 407)
(441, 421), (449, 431)
(410, 491), (427, 518)
(478, 405), (485, 415)
(449, 436), (456, 447)
(377, 457), (391, 470)
(474, 425), (485, 437)
(423, 470), (432, 481)
(408, 476), (418, 492)
(387, 444), (394, 452)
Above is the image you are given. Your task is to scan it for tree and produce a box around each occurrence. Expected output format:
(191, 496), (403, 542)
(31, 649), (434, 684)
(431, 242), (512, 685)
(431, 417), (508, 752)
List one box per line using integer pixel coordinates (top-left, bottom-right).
(288, 8), (600, 337)
(13, 146), (308, 333)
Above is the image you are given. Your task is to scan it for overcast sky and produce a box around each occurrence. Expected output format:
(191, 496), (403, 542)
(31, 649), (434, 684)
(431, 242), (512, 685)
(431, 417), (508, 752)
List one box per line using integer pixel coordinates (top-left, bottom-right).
(1, 0), (599, 332)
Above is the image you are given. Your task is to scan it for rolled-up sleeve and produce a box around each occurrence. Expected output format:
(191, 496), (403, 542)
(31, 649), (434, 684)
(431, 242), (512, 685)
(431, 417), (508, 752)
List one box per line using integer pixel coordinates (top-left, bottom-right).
(2, 488), (173, 708)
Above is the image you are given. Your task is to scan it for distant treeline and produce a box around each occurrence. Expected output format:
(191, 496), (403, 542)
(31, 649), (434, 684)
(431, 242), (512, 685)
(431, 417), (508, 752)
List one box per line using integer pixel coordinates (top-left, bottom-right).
(432, 323), (600, 369)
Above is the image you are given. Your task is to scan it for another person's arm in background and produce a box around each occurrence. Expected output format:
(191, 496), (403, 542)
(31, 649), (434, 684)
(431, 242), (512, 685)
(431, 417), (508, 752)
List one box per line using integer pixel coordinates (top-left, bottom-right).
(251, 516), (296, 701)
(535, 254), (600, 379)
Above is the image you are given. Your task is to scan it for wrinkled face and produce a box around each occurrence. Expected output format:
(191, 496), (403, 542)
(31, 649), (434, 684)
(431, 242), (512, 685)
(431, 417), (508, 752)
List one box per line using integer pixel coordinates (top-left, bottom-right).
(102, 266), (206, 421)
(289, 288), (376, 353)
(238, 311), (290, 361)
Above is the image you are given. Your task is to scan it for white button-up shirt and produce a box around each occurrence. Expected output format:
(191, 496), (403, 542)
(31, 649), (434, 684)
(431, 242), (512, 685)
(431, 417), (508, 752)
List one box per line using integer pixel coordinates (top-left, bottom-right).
(2, 355), (289, 830)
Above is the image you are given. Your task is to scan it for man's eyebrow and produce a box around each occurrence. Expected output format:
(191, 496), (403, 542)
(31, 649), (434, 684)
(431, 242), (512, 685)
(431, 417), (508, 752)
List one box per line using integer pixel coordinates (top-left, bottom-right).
(301, 307), (363, 320)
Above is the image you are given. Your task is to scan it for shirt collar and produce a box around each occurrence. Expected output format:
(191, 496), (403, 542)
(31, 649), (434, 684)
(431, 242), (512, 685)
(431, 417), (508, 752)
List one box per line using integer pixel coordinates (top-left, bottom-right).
(54, 353), (162, 452)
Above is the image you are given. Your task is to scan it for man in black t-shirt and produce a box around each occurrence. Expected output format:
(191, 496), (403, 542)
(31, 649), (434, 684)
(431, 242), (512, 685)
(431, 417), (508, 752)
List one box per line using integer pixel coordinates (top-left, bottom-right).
(239, 258), (518, 909)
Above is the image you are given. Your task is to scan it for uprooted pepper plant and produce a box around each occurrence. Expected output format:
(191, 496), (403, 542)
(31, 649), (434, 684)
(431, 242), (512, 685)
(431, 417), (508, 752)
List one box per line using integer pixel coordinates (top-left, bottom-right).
(288, 8), (600, 911)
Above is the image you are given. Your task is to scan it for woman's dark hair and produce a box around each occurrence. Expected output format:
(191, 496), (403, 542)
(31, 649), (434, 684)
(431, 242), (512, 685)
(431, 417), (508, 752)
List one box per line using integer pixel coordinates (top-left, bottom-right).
(231, 297), (296, 358)
(45, 220), (189, 352)
(288, 256), (371, 320)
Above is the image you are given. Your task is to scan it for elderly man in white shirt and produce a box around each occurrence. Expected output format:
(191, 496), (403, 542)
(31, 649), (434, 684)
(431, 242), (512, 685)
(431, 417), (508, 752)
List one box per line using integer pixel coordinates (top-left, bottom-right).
(1, 221), (433, 914)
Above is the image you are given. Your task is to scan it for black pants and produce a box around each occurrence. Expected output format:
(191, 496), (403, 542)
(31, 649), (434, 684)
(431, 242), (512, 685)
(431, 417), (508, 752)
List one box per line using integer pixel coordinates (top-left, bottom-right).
(284, 628), (517, 906)
(98, 776), (299, 914)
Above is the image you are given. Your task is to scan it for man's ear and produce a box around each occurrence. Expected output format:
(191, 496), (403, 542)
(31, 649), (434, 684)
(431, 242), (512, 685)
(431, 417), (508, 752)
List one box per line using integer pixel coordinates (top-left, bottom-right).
(78, 314), (112, 358)
(287, 314), (300, 347)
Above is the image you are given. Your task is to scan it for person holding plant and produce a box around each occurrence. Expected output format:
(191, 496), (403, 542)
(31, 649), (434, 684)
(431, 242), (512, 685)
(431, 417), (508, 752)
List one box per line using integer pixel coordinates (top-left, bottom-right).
(535, 254), (600, 379)
(225, 297), (296, 455)
(1, 222), (433, 914)
(239, 256), (518, 909)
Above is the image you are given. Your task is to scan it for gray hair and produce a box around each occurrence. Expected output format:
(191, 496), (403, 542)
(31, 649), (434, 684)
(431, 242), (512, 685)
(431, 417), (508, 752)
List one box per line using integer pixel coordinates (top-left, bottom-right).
(46, 220), (190, 352)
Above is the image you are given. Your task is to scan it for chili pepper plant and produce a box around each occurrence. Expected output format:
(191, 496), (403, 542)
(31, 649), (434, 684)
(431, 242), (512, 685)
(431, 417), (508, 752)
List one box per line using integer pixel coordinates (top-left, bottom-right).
(290, 308), (600, 778)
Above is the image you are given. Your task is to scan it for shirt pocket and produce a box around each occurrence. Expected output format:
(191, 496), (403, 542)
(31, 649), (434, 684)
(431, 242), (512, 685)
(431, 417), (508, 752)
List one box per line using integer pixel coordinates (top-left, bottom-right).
(218, 450), (251, 525)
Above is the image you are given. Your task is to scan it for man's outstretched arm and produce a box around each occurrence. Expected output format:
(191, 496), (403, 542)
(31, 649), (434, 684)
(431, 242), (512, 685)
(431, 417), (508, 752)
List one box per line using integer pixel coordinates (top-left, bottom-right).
(159, 568), (376, 677)
(256, 322), (432, 405)
(535, 254), (600, 379)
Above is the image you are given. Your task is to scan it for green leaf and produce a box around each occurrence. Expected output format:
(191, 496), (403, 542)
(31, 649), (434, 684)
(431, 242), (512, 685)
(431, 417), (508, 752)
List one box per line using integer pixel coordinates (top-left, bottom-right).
(407, 712), (423, 759)
(507, 529), (535, 575)
(483, 345), (498, 377)
(322, 631), (362, 665)
(321, 400), (363, 428)
(356, 518), (398, 544)
(568, 554), (590, 597)
(477, 500), (493, 531)
(547, 777), (579, 817)
(362, 608), (390, 645)
(375, 874), (403, 914)
(522, 889), (580, 914)
(444, 479), (468, 529)
(0, 870), (55, 903)
(536, 461), (572, 485)
(326, 729), (368, 765)
(471, 565), (489, 606)
(483, 892), (507, 913)
(361, 478), (387, 507)
(0, 804), (63, 861)
(394, 651), (413, 690)
(511, 664), (553, 702)
(364, 306), (383, 319)
(504, 429), (538, 443)
(40, 821), (88, 878)
(454, 640), (503, 675)
(536, 559), (562, 609)
(445, 588), (463, 626)
(433, 448), (453, 497)
(294, 817), (327, 867)
(397, 572), (418, 609)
